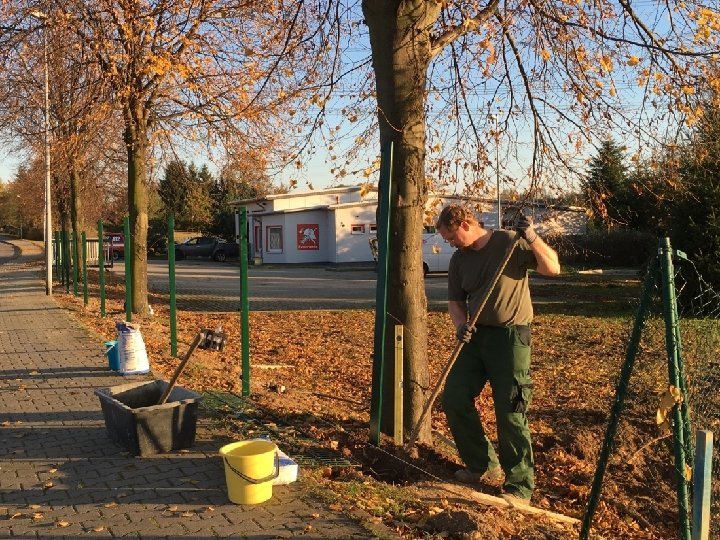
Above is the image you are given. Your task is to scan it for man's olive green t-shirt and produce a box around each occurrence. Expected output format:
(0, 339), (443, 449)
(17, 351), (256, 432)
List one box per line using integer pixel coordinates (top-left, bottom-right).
(447, 229), (537, 326)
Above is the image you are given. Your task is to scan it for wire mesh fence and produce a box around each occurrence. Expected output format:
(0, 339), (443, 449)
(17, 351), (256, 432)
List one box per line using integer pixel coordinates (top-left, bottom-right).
(674, 260), (720, 538)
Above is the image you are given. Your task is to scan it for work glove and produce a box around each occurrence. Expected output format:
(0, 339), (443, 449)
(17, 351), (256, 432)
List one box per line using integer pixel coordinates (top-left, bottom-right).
(514, 214), (538, 244)
(456, 322), (476, 343)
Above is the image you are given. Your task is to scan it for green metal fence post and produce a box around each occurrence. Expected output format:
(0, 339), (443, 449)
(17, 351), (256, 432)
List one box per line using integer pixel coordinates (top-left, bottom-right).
(124, 217), (132, 321)
(239, 208), (251, 396)
(580, 254), (658, 540)
(63, 228), (70, 293)
(670, 251), (694, 467)
(168, 213), (177, 357)
(59, 229), (64, 287)
(659, 237), (692, 540)
(97, 220), (106, 317)
(81, 232), (88, 306)
(369, 141), (393, 446)
(54, 231), (61, 281)
(72, 230), (79, 296)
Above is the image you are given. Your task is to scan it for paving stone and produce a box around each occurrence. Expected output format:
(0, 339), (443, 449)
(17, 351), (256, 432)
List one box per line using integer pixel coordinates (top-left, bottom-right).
(0, 243), (397, 540)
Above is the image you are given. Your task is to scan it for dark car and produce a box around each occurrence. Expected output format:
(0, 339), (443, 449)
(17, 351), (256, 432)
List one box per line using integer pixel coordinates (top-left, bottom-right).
(174, 236), (239, 262)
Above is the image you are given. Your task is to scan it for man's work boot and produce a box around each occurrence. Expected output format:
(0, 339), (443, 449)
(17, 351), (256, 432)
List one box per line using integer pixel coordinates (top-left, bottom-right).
(454, 466), (503, 484)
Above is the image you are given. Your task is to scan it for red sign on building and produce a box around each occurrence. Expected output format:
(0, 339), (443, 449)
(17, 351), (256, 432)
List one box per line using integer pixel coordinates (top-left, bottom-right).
(296, 224), (319, 250)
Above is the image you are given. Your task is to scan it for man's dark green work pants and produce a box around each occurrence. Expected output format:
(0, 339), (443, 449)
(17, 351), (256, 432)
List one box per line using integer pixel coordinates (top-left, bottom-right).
(441, 324), (534, 499)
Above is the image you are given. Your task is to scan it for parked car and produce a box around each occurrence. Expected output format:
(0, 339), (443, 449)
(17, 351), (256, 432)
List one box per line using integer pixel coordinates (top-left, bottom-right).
(174, 236), (239, 262)
(104, 233), (124, 261)
(422, 232), (455, 275)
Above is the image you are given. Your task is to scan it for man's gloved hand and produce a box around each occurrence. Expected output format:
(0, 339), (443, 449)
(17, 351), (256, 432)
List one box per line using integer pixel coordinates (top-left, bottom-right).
(514, 214), (538, 244)
(456, 322), (476, 343)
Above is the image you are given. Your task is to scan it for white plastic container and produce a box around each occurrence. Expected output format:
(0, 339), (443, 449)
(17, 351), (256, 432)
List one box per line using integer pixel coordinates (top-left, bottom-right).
(273, 447), (299, 485)
(246, 438), (298, 485)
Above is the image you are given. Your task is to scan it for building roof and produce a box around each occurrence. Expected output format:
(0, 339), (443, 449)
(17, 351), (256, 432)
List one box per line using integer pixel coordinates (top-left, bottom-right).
(232, 185), (585, 214)
(231, 185), (366, 206)
(243, 199), (379, 217)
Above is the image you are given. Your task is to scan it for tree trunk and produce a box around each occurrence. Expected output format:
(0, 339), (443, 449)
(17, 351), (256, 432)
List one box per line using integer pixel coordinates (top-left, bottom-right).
(363, 0), (441, 443)
(124, 98), (150, 316)
(69, 163), (82, 283)
(56, 175), (70, 286)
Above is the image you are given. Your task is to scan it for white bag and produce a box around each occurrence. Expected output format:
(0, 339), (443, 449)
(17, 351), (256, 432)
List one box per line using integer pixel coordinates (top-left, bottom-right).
(117, 324), (149, 375)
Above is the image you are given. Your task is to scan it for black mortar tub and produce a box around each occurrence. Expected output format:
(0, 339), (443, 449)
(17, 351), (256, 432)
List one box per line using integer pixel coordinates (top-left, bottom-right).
(95, 380), (201, 456)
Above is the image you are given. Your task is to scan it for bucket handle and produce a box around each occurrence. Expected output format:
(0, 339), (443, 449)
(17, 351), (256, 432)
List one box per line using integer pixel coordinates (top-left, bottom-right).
(224, 453), (280, 484)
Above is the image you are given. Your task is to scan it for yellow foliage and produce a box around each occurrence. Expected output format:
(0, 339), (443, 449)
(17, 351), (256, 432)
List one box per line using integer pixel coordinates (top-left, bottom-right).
(656, 385), (683, 432)
(599, 55), (613, 72)
(541, 49), (551, 61)
(575, 45), (586, 63)
(626, 55), (640, 66)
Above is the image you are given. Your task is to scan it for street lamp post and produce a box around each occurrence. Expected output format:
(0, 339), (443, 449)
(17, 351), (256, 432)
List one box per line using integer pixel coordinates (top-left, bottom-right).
(492, 113), (502, 229)
(30, 10), (52, 295)
(16, 195), (22, 239)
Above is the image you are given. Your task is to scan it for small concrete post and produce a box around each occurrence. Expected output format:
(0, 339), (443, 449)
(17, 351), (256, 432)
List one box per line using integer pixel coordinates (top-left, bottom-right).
(393, 325), (403, 445)
(692, 430), (713, 540)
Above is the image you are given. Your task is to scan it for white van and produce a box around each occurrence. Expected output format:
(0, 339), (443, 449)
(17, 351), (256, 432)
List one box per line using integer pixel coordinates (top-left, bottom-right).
(369, 227), (456, 276)
(422, 232), (455, 275)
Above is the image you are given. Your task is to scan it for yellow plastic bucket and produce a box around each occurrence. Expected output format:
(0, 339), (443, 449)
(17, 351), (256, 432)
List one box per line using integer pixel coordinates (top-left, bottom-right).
(219, 440), (279, 504)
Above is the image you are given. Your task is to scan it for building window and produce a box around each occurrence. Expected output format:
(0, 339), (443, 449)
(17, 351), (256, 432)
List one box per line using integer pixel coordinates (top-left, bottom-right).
(351, 224), (365, 235)
(267, 226), (283, 253)
(369, 224), (377, 233)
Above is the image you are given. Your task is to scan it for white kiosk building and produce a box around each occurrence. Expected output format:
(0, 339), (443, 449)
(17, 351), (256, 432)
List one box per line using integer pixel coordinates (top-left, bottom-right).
(232, 185), (586, 265)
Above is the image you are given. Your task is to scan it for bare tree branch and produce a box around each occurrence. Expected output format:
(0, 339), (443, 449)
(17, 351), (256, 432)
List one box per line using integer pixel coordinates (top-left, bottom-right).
(430, 0), (499, 58)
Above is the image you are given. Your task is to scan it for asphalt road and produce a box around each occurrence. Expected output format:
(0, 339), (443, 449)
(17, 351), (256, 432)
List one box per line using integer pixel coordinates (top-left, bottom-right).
(0, 241), (15, 261)
(112, 259), (450, 312)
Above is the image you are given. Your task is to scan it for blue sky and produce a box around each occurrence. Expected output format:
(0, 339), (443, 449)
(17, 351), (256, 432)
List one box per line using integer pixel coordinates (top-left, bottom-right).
(0, 153), (21, 183)
(1, 1), (708, 196)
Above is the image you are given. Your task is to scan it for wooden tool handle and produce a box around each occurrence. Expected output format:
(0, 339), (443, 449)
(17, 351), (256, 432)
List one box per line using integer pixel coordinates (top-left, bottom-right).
(157, 333), (203, 405)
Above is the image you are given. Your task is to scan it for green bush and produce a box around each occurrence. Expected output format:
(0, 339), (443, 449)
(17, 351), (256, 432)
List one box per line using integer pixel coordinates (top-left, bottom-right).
(548, 230), (657, 268)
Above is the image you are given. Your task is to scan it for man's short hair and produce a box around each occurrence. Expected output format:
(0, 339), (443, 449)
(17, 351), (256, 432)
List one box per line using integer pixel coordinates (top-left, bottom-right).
(436, 204), (478, 230)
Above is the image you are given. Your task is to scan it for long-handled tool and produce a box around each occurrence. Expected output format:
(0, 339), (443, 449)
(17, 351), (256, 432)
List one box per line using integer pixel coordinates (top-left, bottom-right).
(157, 333), (203, 405)
(157, 327), (229, 405)
(406, 234), (521, 453)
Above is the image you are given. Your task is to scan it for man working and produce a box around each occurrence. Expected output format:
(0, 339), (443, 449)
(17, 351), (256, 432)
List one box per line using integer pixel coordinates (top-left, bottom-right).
(436, 204), (560, 503)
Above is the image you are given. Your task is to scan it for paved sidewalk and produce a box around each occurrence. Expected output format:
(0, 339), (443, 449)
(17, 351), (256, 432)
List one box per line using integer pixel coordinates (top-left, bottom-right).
(0, 239), (380, 539)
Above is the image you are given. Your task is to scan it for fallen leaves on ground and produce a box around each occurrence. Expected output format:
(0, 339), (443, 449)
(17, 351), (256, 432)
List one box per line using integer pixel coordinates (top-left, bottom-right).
(52, 269), (682, 539)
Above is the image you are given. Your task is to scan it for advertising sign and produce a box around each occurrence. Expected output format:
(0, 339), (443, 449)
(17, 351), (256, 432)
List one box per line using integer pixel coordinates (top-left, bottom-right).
(296, 224), (319, 250)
